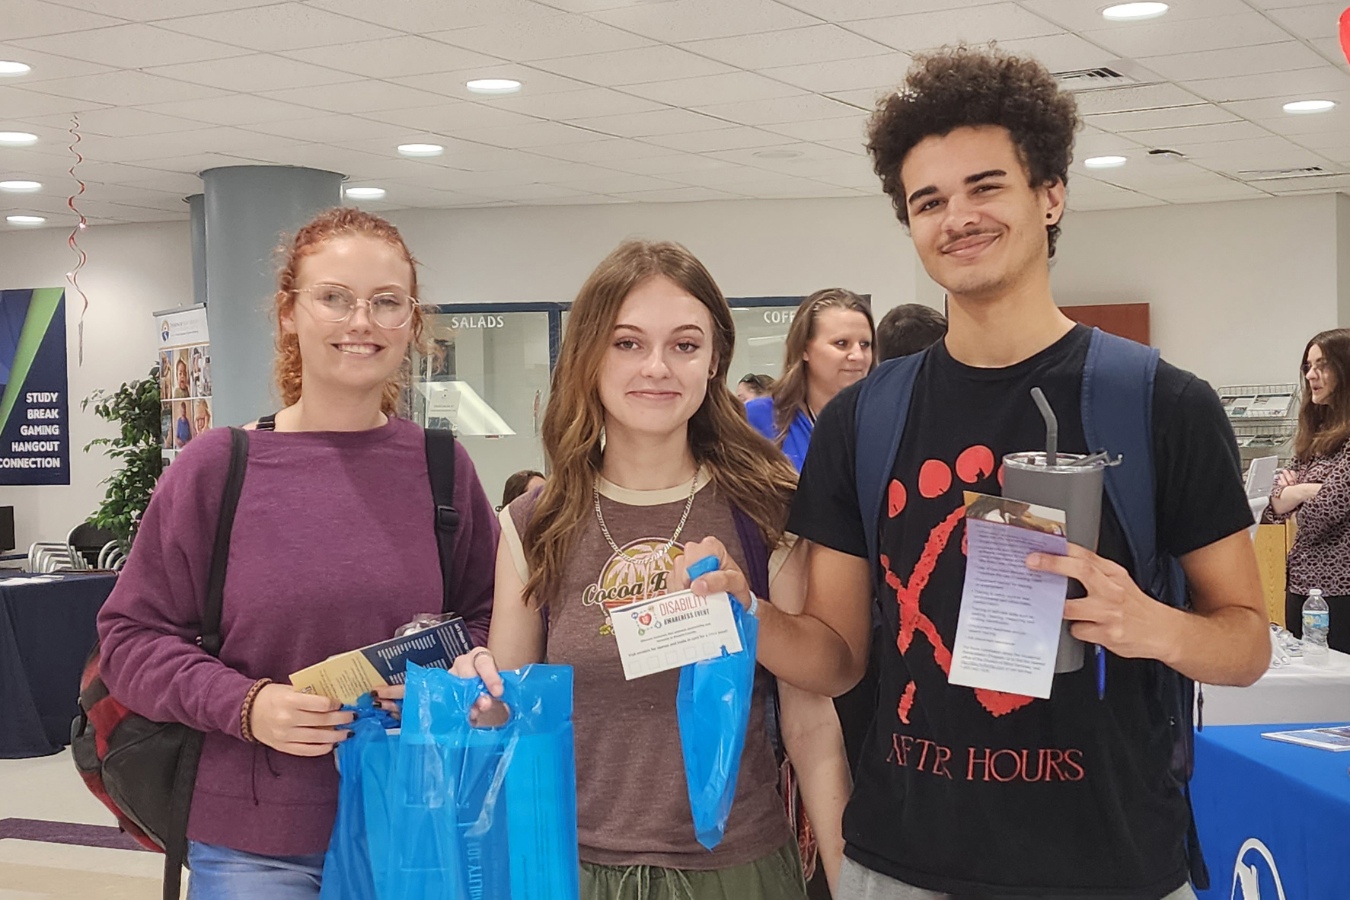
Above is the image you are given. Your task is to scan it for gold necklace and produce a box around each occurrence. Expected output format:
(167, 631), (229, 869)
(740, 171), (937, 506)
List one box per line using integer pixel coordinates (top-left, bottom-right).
(593, 471), (699, 557)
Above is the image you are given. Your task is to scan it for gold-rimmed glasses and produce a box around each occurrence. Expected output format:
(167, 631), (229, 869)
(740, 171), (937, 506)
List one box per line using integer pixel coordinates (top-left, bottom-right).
(296, 284), (417, 329)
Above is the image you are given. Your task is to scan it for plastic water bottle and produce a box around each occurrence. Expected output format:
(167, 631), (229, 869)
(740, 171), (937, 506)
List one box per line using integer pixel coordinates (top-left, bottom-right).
(1302, 588), (1330, 666)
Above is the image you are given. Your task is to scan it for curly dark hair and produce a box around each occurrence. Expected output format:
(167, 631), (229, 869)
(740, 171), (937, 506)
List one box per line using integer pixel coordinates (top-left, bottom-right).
(867, 45), (1081, 258)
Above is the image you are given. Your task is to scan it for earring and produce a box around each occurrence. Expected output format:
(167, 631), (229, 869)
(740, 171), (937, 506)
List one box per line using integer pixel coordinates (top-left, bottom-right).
(1046, 212), (1053, 219)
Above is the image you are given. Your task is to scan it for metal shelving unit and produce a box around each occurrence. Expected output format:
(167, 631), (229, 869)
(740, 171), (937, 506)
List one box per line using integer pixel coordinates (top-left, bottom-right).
(1218, 382), (1300, 466)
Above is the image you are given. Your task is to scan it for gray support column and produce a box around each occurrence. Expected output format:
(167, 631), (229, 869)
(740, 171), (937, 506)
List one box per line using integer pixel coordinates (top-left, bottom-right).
(201, 166), (342, 427)
(186, 193), (206, 308)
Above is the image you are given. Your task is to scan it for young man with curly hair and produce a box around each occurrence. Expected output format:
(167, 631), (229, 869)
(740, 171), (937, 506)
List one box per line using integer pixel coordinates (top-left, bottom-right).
(680, 46), (1269, 899)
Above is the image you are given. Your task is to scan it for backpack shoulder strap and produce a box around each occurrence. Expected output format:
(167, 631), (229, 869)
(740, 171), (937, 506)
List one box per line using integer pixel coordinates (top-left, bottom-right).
(730, 506), (771, 602)
(854, 350), (927, 583)
(425, 429), (460, 615)
(166, 426), (248, 900)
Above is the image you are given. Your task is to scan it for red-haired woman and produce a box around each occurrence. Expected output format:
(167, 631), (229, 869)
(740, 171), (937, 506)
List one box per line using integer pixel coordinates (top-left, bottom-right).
(97, 208), (499, 898)
(1264, 328), (1350, 651)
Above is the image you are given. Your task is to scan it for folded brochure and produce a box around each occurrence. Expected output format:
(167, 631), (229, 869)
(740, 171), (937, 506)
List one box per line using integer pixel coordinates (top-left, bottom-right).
(1260, 725), (1350, 751)
(289, 616), (473, 704)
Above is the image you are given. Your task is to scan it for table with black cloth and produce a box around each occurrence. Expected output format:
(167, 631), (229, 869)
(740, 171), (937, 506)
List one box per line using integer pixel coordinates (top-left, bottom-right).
(0, 572), (116, 758)
(1192, 722), (1350, 899)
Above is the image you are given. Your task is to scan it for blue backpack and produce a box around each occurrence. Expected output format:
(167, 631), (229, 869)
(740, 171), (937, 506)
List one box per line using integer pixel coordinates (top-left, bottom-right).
(852, 327), (1209, 891)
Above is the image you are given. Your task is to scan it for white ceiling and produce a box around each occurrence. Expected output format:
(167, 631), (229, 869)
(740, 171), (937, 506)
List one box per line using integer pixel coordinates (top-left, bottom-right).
(1, 0), (1348, 226)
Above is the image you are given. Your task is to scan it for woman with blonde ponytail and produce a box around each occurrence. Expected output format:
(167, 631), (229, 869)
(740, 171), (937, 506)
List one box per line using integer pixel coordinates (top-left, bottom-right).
(454, 239), (850, 898)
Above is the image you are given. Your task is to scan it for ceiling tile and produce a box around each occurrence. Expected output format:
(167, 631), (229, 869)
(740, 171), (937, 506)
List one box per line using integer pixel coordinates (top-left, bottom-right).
(258, 80), (449, 115)
(0, 42), (116, 82)
(465, 120), (610, 148)
(1123, 120), (1276, 150)
(526, 138), (673, 163)
(1086, 103), (1240, 132)
(529, 45), (735, 85)
(242, 113), (430, 143)
(0, 85), (110, 119)
(1223, 90), (1350, 122)
(845, 3), (1062, 53)
(608, 186), (745, 203)
(1182, 66), (1350, 103)
(1188, 136), (1331, 170)
(357, 102), (542, 134)
(307, 0), (546, 33)
(155, 3), (401, 52)
(1073, 83), (1207, 116)
(994, 33), (1130, 74)
(21, 70), (229, 106)
(602, 153), (741, 176)
(773, 0), (993, 20)
(620, 72), (805, 107)
(40, 0), (286, 21)
(641, 127), (795, 153)
(569, 108), (730, 138)
(1262, 2), (1347, 42)
(1155, 180), (1272, 203)
(137, 94), (330, 127)
(14, 24), (248, 69)
(1079, 12), (1290, 59)
(695, 93), (863, 126)
(24, 107), (206, 137)
(1141, 42), (1327, 81)
(590, 0), (818, 43)
(1, 0), (124, 41)
(759, 53), (911, 94)
(281, 36), (504, 80)
(1021, 0), (1252, 32)
(481, 87), (663, 120)
(549, 172), (685, 193)
(143, 55), (359, 93)
(428, 12), (652, 62)
(761, 115), (870, 144)
(680, 25), (894, 70)
(393, 65), (593, 99)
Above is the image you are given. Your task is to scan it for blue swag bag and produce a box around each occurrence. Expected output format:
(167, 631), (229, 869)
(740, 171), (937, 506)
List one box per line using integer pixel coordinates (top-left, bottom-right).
(322, 663), (580, 900)
(677, 557), (760, 851)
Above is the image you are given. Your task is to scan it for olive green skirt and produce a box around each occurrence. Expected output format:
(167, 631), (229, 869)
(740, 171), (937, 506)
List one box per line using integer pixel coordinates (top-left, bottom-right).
(580, 840), (808, 900)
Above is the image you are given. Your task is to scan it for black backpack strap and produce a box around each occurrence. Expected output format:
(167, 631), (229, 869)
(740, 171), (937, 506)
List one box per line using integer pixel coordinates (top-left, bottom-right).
(164, 426), (249, 900)
(425, 429), (460, 615)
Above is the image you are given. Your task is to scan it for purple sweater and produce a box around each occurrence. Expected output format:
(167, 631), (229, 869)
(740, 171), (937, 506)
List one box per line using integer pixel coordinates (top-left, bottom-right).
(97, 418), (498, 855)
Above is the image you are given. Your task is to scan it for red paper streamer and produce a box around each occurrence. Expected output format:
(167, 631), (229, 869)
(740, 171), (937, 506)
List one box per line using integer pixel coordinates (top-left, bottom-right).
(67, 115), (89, 365)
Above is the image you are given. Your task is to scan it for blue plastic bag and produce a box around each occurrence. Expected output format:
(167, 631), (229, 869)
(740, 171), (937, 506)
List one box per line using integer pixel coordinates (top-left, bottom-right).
(320, 666), (579, 900)
(677, 594), (759, 850)
(320, 696), (401, 900)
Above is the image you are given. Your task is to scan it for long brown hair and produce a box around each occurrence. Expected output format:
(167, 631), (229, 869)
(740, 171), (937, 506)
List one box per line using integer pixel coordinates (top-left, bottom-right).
(273, 207), (426, 416)
(1294, 328), (1350, 461)
(769, 288), (875, 438)
(522, 240), (798, 610)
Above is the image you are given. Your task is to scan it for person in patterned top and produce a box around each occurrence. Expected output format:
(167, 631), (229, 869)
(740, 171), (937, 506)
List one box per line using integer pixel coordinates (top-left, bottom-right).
(1264, 328), (1350, 651)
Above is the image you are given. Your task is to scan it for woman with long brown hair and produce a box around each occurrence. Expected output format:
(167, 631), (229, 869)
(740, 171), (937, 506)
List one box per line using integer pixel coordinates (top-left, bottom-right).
(451, 240), (850, 898)
(1264, 327), (1350, 651)
(98, 208), (499, 898)
(746, 289), (875, 470)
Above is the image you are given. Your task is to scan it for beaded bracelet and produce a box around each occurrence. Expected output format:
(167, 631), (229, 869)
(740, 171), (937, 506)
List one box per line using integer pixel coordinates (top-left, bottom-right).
(239, 677), (274, 744)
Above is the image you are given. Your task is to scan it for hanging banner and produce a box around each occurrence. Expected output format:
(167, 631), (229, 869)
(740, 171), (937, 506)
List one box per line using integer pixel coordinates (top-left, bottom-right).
(0, 288), (70, 486)
(154, 304), (211, 465)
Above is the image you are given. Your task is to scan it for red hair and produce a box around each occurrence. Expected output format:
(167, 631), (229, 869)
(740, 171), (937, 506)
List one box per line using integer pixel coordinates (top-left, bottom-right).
(273, 207), (425, 415)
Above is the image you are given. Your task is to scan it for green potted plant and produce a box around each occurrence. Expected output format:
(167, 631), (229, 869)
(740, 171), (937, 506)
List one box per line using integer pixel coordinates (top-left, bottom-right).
(83, 365), (163, 551)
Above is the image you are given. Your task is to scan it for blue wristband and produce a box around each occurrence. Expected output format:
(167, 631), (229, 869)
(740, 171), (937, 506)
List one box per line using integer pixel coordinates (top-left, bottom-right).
(747, 592), (759, 617)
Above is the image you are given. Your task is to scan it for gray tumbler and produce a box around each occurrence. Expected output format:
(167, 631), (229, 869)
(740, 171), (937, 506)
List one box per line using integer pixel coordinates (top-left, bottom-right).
(1001, 451), (1107, 673)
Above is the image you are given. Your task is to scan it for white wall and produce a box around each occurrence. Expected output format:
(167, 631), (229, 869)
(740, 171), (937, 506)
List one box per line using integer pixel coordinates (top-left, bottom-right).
(1050, 193), (1341, 388)
(4, 190), (1346, 549)
(1, 222), (191, 551)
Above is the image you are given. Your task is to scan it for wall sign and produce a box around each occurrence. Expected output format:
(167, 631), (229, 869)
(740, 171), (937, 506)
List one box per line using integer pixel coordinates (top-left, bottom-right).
(0, 288), (70, 485)
(154, 304), (211, 465)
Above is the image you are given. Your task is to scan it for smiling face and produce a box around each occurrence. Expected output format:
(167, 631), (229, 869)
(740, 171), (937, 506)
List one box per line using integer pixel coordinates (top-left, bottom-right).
(802, 307), (873, 403)
(900, 125), (1064, 304)
(279, 235), (414, 404)
(1304, 343), (1336, 405)
(598, 274), (716, 446)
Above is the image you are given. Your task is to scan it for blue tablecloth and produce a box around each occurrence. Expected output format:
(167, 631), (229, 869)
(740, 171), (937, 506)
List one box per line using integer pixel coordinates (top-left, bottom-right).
(1193, 722), (1350, 899)
(0, 573), (116, 758)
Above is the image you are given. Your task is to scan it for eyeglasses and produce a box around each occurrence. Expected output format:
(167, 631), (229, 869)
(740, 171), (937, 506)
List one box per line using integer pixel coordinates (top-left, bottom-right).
(296, 284), (416, 329)
(1301, 359), (1329, 376)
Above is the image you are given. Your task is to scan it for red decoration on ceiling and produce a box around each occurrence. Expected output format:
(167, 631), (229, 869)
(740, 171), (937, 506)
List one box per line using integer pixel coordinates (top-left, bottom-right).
(67, 115), (89, 365)
(1340, 7), (1350, 66)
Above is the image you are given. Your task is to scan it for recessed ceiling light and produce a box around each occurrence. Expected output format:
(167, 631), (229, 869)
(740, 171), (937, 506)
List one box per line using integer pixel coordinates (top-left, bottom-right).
(0, 180), (42, 192)
(1101, 2), (1169, 21)
(344, 186), (386, 200)
(466, 78), (522, 95)
(0, 132), (38, 146)
(752, 148), (804, 159)
(397, 143), (445, 158)
(0, 61), (32, 77)
(7, 215), (46, 225)
(1084, 155), (1127, 169)
(1283, 99), (1336, 114)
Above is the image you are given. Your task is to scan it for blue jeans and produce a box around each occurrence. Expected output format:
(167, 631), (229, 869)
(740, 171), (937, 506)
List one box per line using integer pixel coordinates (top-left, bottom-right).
(187, 841), (325, 900)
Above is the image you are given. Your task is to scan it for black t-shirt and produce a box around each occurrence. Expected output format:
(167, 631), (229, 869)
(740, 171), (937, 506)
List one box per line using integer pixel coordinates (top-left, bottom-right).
(788, 326), (1252, 899)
